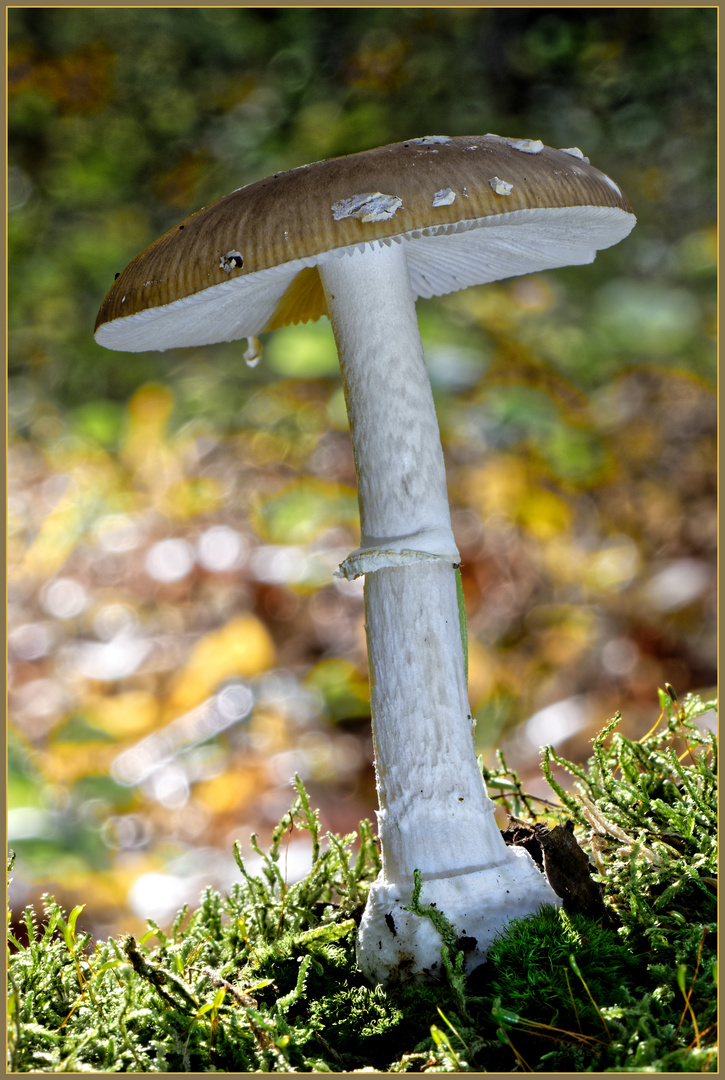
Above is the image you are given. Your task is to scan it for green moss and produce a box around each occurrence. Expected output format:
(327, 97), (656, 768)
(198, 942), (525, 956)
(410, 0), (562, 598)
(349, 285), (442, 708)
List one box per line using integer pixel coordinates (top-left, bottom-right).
(487, 905), (645, 1022)
(8, 695), (717, 1072)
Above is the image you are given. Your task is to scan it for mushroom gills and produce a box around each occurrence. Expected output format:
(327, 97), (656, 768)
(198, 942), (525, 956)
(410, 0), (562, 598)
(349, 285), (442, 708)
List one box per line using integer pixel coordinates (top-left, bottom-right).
(265, 265), (327, 331)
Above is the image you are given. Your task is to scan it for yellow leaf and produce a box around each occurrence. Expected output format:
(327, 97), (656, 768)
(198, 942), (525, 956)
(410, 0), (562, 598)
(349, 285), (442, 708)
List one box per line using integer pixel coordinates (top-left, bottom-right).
(41, 741), (118, 785)
(19, 459), (118, 580)
(519, 487), (572, 540)
(90, 690), (160, 738)
(195, 764), (265, 814)
(121, 384), (182, 493)
(159, 477), (224, 520)
(247, 707), (293, 755)
(167, 615), (276, 715)
(466, 455), (571, 538)
(465, 457), (527, 521)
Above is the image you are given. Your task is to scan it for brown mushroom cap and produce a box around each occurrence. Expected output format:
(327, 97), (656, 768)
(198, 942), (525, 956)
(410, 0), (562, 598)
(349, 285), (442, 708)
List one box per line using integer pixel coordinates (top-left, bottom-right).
(95, 134), (635, 352)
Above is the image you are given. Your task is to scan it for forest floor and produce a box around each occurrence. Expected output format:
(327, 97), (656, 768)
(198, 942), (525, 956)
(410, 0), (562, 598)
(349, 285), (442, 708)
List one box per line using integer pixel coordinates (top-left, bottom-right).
(8, 690), (717, 1073)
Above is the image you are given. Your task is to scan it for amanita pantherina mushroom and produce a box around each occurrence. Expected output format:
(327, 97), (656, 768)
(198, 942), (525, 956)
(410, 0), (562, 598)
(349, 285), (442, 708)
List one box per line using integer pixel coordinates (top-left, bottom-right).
(95, 135), (635, 984)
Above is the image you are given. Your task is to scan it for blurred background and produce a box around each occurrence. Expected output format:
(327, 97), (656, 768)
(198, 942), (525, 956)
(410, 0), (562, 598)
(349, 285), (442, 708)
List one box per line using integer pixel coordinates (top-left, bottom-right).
(8, 8), (717, 942)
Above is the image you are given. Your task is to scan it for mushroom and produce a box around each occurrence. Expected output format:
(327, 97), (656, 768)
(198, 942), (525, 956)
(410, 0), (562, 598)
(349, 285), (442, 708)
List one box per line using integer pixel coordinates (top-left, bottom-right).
(95, 134), (636, 985)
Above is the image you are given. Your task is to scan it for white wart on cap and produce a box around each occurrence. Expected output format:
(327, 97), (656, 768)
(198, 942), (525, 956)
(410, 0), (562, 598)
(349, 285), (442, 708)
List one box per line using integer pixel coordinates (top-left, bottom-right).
(94, 134), (635, 354)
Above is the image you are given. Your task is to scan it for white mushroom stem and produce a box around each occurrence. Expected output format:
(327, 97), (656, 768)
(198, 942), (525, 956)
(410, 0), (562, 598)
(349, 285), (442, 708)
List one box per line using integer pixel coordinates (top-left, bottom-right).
(318, 241), (559, 985)
(323, 243), (459, 576)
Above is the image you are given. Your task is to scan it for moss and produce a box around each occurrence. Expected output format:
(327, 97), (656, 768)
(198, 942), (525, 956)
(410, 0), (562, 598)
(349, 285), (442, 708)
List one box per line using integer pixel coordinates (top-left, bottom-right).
(8, 694), (717, 1072)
